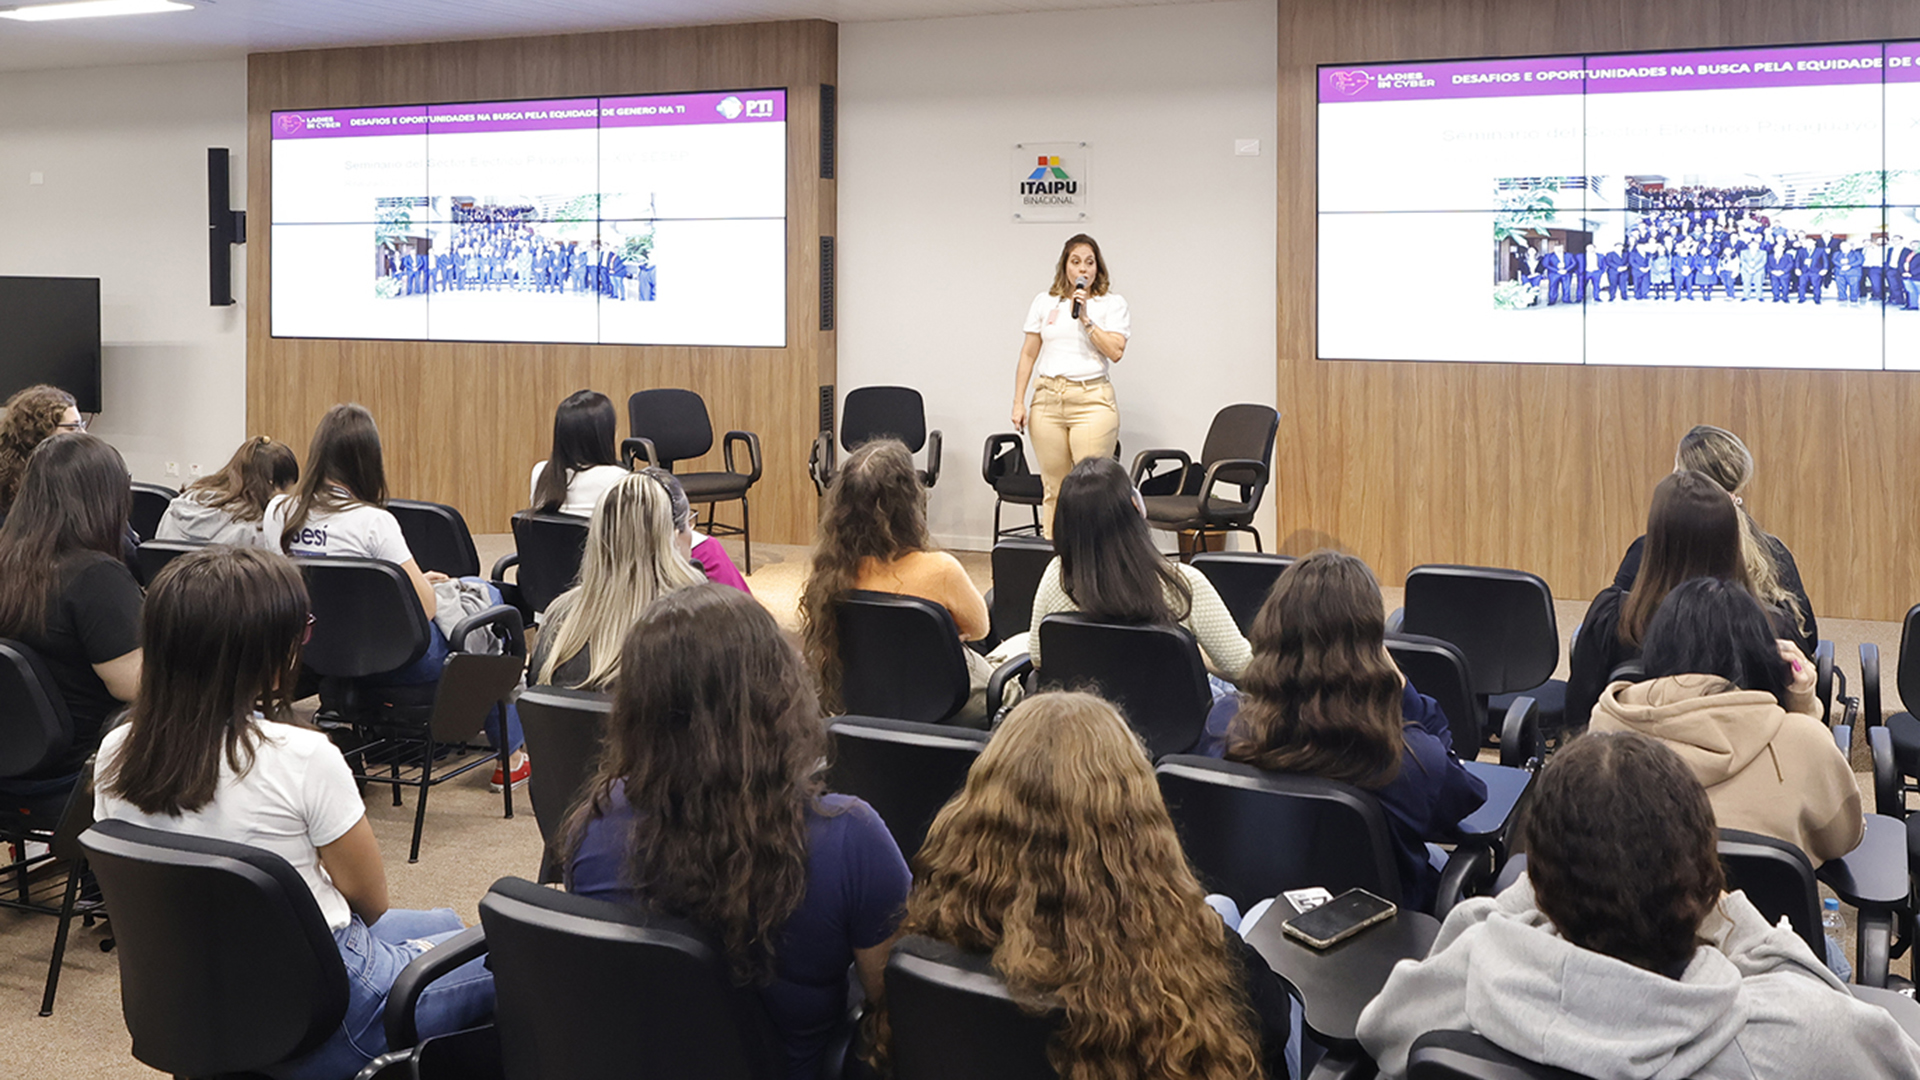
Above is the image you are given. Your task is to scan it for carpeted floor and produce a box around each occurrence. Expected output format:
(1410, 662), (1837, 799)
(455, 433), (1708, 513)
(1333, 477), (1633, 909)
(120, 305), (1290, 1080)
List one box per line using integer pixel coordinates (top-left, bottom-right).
(1, 535), (1908, 1077)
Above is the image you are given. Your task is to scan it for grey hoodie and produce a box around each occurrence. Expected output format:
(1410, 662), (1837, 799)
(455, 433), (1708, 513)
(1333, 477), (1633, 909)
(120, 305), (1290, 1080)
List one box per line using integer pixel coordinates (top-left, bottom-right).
(154, 490), (274, 549)
(1356, 880), (1920, 1079)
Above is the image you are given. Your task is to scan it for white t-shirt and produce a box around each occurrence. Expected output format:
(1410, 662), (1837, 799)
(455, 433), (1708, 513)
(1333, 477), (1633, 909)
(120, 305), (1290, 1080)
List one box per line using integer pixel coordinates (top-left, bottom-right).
(1024, 290), (1131, 382)
(266, 492), (413, 564)
(95, 721), (366, 931)
(528, 461), (628, 518)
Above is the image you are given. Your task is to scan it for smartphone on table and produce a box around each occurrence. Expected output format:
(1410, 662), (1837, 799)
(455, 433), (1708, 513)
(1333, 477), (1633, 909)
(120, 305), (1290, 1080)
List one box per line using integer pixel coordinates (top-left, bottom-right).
(1280, 888), (1397, 950)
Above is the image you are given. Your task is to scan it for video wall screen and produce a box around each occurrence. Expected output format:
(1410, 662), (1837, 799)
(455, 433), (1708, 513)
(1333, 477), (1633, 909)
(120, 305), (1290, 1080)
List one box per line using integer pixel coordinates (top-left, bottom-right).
(1319, 43), (1920, 370)
(271, 89), (787, 347)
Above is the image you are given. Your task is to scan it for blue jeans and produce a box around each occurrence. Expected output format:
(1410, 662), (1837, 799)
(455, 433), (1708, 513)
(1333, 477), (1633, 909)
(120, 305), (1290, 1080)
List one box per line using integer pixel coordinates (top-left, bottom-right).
(367, 581), (524, 754)
(272, 908), (494, 1080)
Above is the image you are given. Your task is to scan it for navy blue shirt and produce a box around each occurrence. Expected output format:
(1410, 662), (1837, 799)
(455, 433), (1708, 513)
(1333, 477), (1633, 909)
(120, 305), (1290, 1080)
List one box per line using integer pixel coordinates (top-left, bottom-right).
(569, 786), (911, 1080)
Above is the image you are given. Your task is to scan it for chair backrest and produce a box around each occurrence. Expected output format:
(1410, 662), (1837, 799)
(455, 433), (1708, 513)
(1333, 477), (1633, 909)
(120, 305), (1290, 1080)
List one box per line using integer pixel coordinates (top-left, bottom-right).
(1155, 755), (1404, 909)
(517, 686), (613, 881)
(886, 935), (1060, 1080)
(841, 386), (928, 453)
(1191, 552), (1294, 635)
(479, 876), (786, 1080)
(629, 388), (715, 466)
(982, 433), (1032, 489)
(128, 482), (177, 543)
(510, 511), (590, 614)
(134, 538), (208, 587)
(0, 638), (74, 779)
(388, 498), (482, 578)
(1717, 828), (1826, 959)
(80, 819), (349, 1077)
(990, 538), (1055, 645)
(1199, 403), (1281, 472)
(1897, 605), (1920, 721)
(1408, 1030), (1591, 1080)
(294, 557), (432, 678)
(827, 716), (990, 862)
(1400, 565), (1560, 698)
(1387, 633), (1483, 750)
(836, 591), (971, 724)
(1037, 614), (1211, 759)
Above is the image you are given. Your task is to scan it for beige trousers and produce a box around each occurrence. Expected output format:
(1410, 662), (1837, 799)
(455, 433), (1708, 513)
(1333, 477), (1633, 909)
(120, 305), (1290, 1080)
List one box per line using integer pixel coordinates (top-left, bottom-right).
(1029, 375), (1119, 536)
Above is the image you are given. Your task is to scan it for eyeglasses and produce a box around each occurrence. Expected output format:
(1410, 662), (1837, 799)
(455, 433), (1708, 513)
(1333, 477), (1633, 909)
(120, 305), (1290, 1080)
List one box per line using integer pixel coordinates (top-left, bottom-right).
(55, 418), (86, 432)
(303, 613), (315, 644)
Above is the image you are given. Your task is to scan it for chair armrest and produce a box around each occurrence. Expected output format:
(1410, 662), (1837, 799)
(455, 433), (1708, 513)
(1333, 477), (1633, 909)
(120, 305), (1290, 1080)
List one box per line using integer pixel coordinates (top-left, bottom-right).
(621, 436), (659, 469)
(1834, 723), (1853, 758)
(488, 552), (519, 581)
(723, 430), (763, 486)
(1870, 725), (1901, 818)
(383, 924), (487, 1051)
(1307, 1047), (1379, 1080)
(809, 431), (835, 496)
(1128, 448), (1191, 488)
(1434, 842), (1495, 919)
(1499, 695), (1542, 770)
(1196, 456), (1268, 510)
(450, 604), (527, 658)
(982, 432), (1024, 486)
(1815, 640), (1836, 723)
(1862, 643), (1882, 727)
(1385, 607), (1404, 633)
(922, 429), (942, 488)
(987, 653), (1033, 721)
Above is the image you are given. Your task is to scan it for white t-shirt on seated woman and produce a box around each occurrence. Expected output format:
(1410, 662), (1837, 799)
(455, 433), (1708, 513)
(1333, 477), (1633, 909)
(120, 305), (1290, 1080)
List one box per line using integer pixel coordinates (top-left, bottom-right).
(528, 462), (629, 518)
(1024, 291), (1131, 382)
(265, 492), (413, 564)
(94, 720), (366, 932)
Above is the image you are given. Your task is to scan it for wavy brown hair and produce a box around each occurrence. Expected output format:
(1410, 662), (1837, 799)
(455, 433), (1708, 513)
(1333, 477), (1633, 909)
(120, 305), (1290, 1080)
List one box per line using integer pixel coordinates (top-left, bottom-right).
(900, 692), (1264, 1080)
(1225, 551), (1405, 788)
(799, 439), (934, 712)
(0, 432), (131, 638)
(184, 436), (299, 523)
(0, 384), (76, 512)
(556, 584), (826, 985)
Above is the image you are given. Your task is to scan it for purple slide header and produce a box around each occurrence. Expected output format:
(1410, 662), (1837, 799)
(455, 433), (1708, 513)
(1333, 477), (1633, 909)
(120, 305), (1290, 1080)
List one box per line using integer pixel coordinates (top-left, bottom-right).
(1322, 41), (1916, 103)
(273, 89), (786, 140)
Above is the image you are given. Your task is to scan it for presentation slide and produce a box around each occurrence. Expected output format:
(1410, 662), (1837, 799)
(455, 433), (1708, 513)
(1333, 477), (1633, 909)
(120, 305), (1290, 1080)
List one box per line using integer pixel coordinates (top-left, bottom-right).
(270, 89), (787, 347)
(1319, 43), (1920, 370)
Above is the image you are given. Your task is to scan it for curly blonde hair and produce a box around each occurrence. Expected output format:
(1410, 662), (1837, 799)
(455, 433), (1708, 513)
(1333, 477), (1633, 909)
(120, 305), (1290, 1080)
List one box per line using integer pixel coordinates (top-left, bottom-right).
(0, 384), (76, 511)
(898, 692), (1263, 1080)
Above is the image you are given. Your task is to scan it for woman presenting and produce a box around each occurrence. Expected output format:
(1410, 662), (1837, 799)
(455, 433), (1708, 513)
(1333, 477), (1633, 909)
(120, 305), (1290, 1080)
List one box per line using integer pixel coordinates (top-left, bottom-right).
(1011, 233), (1129, 536)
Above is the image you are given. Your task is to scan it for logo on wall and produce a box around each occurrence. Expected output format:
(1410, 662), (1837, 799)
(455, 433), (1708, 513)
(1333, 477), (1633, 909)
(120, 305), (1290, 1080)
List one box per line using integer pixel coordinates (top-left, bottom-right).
(716, 96), (744, 119)
(1012, 142), (1089, 223)
(276, 113), (307, 135)
(1327, 69), (1374, 95)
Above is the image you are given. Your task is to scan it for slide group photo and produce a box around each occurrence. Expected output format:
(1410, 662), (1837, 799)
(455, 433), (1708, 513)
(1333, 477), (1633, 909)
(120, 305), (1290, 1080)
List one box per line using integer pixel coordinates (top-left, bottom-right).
(372, 195), (659, 306)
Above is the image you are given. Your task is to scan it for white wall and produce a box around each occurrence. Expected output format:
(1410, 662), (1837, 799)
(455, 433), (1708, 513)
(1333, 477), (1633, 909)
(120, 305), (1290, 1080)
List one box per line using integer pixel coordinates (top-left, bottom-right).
(839, 1), (1278, 551)
(0, 59), (248, 487)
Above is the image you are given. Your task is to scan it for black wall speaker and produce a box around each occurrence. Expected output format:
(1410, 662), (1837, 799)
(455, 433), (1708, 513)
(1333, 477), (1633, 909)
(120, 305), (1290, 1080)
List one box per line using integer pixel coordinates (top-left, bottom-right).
(208, 148), (247, 307)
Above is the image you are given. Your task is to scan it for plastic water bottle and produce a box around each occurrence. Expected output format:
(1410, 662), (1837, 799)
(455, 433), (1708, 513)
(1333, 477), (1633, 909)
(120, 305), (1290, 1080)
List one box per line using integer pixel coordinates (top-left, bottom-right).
(1822, 897), (1843, 932)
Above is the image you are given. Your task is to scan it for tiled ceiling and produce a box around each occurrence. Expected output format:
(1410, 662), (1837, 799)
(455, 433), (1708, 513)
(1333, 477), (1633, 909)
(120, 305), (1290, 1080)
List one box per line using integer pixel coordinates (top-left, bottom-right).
(0, 0), (1204, 72)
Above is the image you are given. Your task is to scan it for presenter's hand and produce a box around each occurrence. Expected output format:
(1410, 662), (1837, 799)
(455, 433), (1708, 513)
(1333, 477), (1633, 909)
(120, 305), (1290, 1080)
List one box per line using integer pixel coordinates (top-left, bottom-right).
(1011, 401), (1028, 433)
(1074, 285), (1092, 326)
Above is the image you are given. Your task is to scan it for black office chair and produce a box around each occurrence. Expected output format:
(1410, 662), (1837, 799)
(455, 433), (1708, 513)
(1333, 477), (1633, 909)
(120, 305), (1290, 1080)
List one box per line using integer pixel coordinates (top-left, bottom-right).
(1862, 608), (1920, 807)
(1130, 404), (1279, 555)
(1397, 564), (1567, 744)
(811, 385), (943, 495)
(837, 591), (1009, 726)
(981, 433), (1043, 540)
(1407, 1030), (1588, 1080)
(1388, 633), (1488, 753)
(1716, 827), (1845, 976)
(886, 934), (1059, 1080)
(826, 716), (990, 862)
(82, 818), (482, 1080)
(623, 388), (762, 572)
(133, 538), (208, 587)
(388, 498), (483, 579)
(517, 686), (612, 884)
(298, 557), (527, 863)
(1192, 551), (1295, 635)
(1034, 613), (1212, 759)
(504, 511), (589, 617)
(128, 481), (177, 543)
(988, 536), (1055, 648)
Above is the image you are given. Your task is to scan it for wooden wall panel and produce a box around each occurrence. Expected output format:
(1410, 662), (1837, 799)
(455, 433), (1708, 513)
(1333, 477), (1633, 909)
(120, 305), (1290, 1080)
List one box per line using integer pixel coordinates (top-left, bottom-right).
(247, 21), (835, 543)
(1280, 0), (1920, 620)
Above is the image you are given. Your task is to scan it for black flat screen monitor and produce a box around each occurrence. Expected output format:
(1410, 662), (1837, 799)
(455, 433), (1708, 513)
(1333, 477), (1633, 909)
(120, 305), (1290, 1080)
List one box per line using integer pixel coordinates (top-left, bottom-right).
(0, 276), (101, 413)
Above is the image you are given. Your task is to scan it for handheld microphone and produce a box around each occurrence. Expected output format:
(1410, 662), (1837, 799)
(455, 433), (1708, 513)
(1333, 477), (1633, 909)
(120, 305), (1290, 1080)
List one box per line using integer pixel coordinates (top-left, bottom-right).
(1072, 275), (1089, 319)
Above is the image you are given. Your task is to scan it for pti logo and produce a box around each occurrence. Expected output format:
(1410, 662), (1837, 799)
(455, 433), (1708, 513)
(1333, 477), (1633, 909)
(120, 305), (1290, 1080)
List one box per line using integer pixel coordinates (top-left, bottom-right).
(715, 96), (744, 120)
(275, 113), (307, 135)
(1328, 69), (1374, 95)
(1028, 155), (1071, 181)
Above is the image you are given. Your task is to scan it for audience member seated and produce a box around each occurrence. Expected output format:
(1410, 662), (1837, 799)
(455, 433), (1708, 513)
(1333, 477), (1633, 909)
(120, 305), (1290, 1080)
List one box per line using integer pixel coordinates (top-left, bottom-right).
(1217, 551), (1486, 914)
(529, 389), (629, 517)
(529, 471), (706, 691)
(1592, 576), (1860, 864)
(560, 584), (910, 1080)
(270, 403), (527, 790)
(0, 432), (143, 818)
(1017, 455), (1250, 685)
(1567, 470), (1747, 729)
(156, 435), (299, 547)
(801, 439), (991, 722)
(640, 466), (750, 594)
(94, 547), (495, 1080)
(1355, 731), (1920, 1079)
(0, 383), (82, 521)
(1614, 425), (1816, 655)
(895, 691), (1291, 1079)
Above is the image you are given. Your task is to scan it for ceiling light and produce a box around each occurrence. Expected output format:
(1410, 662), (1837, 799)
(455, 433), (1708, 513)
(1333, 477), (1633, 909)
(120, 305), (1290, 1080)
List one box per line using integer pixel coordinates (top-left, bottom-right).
(0, 0), (191, 21)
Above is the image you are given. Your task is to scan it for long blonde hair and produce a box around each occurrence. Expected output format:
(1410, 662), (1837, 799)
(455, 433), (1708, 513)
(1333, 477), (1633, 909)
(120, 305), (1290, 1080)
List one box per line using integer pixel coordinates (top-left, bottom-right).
(899, 692), (1263, 1080)
(536, 471), (705, 688)
(1675, 425), (1805, 637)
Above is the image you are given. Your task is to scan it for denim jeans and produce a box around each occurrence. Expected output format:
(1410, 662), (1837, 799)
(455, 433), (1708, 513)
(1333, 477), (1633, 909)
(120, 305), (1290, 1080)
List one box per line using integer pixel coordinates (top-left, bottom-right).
(271, 907), (494, 1080)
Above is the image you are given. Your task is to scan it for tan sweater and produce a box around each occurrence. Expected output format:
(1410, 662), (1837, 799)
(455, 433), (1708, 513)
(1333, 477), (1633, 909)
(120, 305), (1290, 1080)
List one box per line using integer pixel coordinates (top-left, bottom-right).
(852, 551), (990, 642)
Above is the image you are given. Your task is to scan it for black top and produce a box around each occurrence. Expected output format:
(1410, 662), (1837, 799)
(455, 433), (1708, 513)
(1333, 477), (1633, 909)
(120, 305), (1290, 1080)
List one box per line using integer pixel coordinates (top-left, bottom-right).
(14, 550), (143, 779)
(528, 621), (594, 691)
(1228, 930), (1295, 1079)
(1612, 532), (1818, 655)
(1565, 586), (1635, 732)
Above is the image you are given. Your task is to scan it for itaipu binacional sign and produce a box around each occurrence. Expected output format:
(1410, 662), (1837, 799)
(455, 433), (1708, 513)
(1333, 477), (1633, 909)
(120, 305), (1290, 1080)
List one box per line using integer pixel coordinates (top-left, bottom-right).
(1012, 141), (1089, 223)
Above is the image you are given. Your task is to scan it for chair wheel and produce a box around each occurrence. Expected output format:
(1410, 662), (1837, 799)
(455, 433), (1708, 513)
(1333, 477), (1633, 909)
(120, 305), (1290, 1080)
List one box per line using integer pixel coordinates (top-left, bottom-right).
(100, 938), (115, 953)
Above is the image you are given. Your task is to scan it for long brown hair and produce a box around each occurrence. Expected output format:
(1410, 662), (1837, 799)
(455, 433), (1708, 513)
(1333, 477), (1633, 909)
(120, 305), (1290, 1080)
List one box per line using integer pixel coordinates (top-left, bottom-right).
(1048, 233), (1111, 298)
(557, 584), (825, 985)
(1617, 470), (1748, 649)
(0, 383), (76, 511)
(1674, 425), (1805, 638)
(1053, 456), (1190, 625)
(531, 389), (619, 513)
(279, 403), (388, 553)
(185, 436), (299, 523)
(0, 432), (132, 638)
(1224, 551), (1404, 788)
(100, 547), (308, 816)
(901, 692), (1263, 1080)
(799, 439), (934, 713)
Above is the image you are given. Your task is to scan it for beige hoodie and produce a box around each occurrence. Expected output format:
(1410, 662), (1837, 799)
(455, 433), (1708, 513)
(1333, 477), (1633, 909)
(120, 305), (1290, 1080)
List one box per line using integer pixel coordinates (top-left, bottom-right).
(1590, 675), (1864, 864)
